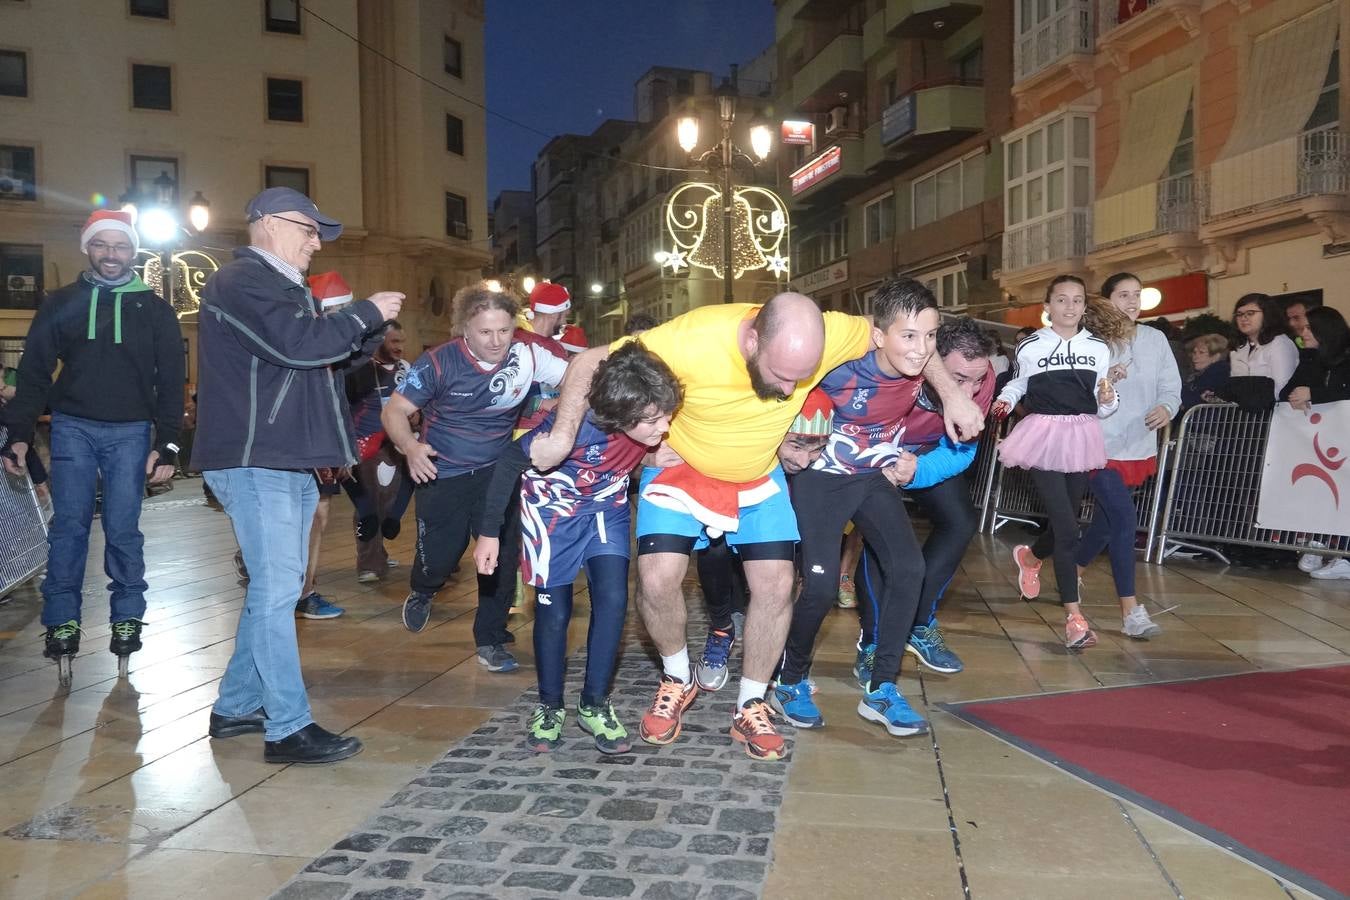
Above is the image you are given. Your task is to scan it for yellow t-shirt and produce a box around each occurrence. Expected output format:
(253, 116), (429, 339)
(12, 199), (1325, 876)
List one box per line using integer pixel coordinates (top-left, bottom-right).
(614, 303), (871, 481)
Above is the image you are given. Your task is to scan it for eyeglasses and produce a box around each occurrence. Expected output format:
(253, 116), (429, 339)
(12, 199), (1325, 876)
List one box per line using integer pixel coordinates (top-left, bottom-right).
(1234, 310), (1261, 319)
(87, 240), (135, 254)
(270, 215), (321, 241)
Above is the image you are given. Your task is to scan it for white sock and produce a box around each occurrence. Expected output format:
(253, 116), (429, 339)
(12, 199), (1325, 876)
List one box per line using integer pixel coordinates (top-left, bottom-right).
(661, 647), (691, 684)
(737, 678), (769, 709)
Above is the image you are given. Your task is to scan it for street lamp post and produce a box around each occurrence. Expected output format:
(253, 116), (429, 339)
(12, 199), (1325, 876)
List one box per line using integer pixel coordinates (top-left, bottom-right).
(676, 79), (773, 303)
(120, 173), (211, 315)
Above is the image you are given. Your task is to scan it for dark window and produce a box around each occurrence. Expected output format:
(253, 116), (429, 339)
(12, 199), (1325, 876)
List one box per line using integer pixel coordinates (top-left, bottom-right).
(0, 145), (37, 201)
(0, 243), (43, 310)
(445, 113), (464, 155)
(131, 63), (172, 110)
(1305, 40), (1340, 131)
(0, 50), (29, 98)
(130, 155), (178, 203)
(130, 0), (169, 18)
(266, 77), (303, 122)
(265, 165), (310, 195)
(445, 192), (468, 239)
(264, 0), (301, 34)
(443, 35), (462, 78)
(958, 44), (984, 82)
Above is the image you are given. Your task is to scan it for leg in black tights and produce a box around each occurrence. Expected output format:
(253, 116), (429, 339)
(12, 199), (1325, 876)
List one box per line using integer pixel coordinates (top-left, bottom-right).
(1028, 469), (1089, 605)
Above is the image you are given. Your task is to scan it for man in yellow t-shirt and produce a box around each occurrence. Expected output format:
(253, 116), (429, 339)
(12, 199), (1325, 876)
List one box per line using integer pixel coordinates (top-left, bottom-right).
(529, 292), (983, 761)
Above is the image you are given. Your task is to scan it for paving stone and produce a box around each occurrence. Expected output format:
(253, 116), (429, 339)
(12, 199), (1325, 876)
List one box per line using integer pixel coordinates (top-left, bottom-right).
(525, 795), (590, 818)
(703, 859), (767, 882)
(350, 887), (425, 900)
(560, 823), (613, 846)
(459, 793), (524, 813)
(597, 798), (658, 822)
(555, 767), (601, 780)
(642, 883), (702, 900)
(692, 790), (747, 804)
(304, 854), (365, 876)
(510, 845), (567, 865)
(361, 859), (413, 880)
(578, 875), (639, 898)
(426, 816), (488, 838)
(501, 871), (577, 892)
(502, 821), (553, 842)
(429, 761), (486, 774)
(669, 803), (714, 826)
(642, 757), (686, 768)
(705, 886), (755, 900)
(714, 808), (774, 835)
(461, 778), (508, 791)
(743, 837), (770, 857)
(410, 775), (456, 788)
(604, 769), (658, 783)
(626, 829), (683, 849)
(370, 816), (423, 834)
(446, 748), (491, 759)
(489, 764), (542, 777)
(624, 787), (683, 801)
(334, 832), (389, 853)
(272, 882), (351, 900)
(407, 791), (457, 810)
(688, 834), (739, 856)
(434, 840), (506, 862)
(628, 855), (691, 876)
(421, 863), (503, 886)
(572, 851), (620, 870)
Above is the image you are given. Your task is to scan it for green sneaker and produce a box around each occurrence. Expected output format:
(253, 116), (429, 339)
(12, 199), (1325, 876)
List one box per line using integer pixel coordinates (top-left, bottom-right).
(577, 698), (632, 755)
(526, 704), (565, 752)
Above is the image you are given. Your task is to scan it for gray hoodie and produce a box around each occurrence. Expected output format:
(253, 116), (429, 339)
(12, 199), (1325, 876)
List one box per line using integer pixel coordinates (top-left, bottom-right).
(1102, 325), (1181, 461)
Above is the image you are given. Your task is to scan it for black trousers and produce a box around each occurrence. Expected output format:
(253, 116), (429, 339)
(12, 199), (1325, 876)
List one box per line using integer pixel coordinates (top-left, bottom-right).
(696, 535), (748, 632)
(1028, 469), (1089, 606)
(783, 468), (923, 686)
(411, 465), (523, 646)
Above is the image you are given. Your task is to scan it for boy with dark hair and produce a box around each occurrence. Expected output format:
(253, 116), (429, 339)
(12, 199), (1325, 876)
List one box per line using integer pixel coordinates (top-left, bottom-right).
(772, 277), (940, 738)
(475, 343), (682, 753)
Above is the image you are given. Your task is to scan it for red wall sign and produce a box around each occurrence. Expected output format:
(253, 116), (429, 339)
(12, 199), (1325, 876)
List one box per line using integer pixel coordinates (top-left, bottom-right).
(790, 146), (842, 195)
(781, 120), (814, 146)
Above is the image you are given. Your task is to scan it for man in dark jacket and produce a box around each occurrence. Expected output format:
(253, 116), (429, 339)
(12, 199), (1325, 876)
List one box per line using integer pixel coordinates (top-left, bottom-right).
(193, 187), (403, 765)
(1, 210), (183, 667)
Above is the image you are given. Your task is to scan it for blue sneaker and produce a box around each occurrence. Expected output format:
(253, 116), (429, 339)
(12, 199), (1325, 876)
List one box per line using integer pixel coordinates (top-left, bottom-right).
(906, 620), (963, 674)
(296, 592), (344, 620)
(852, 640), (876, 689)
(857, 682), (929, 737)
(693, 626), (735, 692)
(402, 591), (433, 633)
(769, 678), (823, 728)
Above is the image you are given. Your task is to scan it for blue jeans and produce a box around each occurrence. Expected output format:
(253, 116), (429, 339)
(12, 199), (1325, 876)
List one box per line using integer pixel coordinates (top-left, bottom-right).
(41, 413), (152, 627)
(1075, 467), (1138, 598)
(205, 467), (317, 741)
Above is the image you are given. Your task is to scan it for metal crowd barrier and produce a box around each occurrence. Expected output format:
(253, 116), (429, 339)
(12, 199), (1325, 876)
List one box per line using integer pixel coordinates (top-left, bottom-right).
(0, 426), (48, 599)
(1151, 403), (1350, 564)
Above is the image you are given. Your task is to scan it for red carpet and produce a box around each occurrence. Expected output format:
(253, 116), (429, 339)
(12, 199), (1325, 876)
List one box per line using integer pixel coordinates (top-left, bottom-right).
(944, 665), (1350, 899)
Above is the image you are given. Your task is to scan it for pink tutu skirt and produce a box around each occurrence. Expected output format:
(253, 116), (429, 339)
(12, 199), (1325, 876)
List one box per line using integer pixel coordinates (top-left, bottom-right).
(998, 413), (1105, 473)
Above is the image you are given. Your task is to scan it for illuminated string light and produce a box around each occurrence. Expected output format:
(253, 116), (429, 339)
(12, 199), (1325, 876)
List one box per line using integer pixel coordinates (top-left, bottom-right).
(663, 181), (789, 281)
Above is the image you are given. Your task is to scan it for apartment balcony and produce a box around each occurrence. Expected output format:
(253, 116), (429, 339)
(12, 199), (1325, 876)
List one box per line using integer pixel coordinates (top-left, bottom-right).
(1201, 127), (1350, 253)
(1090, 173), (1203, 270)
(789, 136), (867, 208)
(1012, 0), (1094, 110)
(884, 0), (983, 39)
(1096, 0), (1201, 71)
(876, 80), (984, 162)
(1002, 208), (1092, 284)
(792, 0), (855, 20)
(791, 31), (865, 113)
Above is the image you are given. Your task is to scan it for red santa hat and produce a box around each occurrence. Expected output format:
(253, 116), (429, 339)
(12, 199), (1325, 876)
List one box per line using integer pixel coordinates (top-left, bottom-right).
(80, 210), (139, 252)
(308, 271), (354, 310)
(558, 323), (588, 354)
(789, 387), (834, 436)
(528, 281), (571, 316)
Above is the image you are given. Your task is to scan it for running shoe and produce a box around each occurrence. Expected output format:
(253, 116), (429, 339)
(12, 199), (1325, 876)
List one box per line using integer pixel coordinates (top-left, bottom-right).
(296, 592), (344, 620)
(386, 557), (401, 569)
(1012, 545), (1041, 599)
(1298, 541), (1328, 573)
(693, 626), (735, 692)
(639, 674), (698, 745)
(1311, 558), (1350, 580)
(1065, 612), (1098, 649)
(1121, 605), (1161, 640)
(526, 704), (565, 751)
(476, 644), (518, 672)
(852, 640), (876, 690)
(577, 698), (632, 754)
(906, 620), (963, 674)
(837, 573), (857, 609)
(769, 679), (823, 728)
(857, 682), (929, 737)
(357, 570), (381, 584)
(730, 698), (787, 760)
(402, 591), (433, 632)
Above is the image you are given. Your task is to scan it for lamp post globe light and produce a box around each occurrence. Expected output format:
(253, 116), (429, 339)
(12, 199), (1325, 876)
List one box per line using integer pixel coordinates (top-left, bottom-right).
(119, 171), (212, 317)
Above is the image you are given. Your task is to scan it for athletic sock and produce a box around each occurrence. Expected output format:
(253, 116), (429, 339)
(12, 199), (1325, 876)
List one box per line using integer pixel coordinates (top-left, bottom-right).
(661, 647), (691, 684)
(737, 677), (769, 708)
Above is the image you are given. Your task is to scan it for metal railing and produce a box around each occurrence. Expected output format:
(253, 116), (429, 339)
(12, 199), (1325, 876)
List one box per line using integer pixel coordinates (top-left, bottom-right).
(1003, 208), (1092, 272)
(1015, 0), (1094, 82)
(1203, 126), (1350, 222)
(1152, 403), (1350, 564)
(0, 426), (47, 599)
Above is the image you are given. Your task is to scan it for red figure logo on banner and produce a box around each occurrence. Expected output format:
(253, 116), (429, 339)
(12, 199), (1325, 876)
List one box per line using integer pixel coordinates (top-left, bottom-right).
(1290, 413), (1344, 507)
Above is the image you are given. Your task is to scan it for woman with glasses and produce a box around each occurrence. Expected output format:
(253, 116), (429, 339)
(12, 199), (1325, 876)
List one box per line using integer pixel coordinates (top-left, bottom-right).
(1229, 293), (1299, 400)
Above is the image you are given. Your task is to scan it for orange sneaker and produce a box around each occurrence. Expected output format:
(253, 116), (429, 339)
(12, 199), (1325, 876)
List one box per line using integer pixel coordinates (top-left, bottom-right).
(639, 674), (698, 745)
(1065, 612), (1098, 649)
(730, 698), (787, 761)
(1012, 545), (1042, 599)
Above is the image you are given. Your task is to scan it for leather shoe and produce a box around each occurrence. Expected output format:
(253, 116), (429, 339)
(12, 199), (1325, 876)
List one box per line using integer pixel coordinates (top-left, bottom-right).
(209, 707), (266, 739)
(264, 723), (363, 765)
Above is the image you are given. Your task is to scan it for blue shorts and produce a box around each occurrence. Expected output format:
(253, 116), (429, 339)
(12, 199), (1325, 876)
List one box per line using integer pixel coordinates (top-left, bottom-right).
(520, 502), (630, 588)
(636, 464), (800, 552)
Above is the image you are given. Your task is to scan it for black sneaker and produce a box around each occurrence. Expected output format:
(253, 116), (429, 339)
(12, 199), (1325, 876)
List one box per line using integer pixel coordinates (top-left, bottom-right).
(402, 591), (433, 632)
(109, 619), (144, 656)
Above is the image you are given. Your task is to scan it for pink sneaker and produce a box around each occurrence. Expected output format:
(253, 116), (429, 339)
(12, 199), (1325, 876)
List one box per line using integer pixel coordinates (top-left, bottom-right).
(1012, 545), (1042, 599)
(1065, 612), (1098, 649)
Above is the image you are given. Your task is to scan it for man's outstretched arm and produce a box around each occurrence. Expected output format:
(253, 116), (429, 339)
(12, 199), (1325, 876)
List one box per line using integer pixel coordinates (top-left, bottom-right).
(923, 353), (985, 442)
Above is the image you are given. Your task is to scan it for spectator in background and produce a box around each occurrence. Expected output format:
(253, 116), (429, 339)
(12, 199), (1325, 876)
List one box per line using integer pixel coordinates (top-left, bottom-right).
(1229, 293), (1299, 401)
(0, 362), (48, 495)
(1283, 296), (1318, 350)
(988, 331), (1011, 379)
(1282, 305), (1350, 408)
(1180, 334), (1231, 415)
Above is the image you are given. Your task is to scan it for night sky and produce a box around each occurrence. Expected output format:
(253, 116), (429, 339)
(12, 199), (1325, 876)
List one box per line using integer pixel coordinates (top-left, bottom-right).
(484, 0), (776, 199)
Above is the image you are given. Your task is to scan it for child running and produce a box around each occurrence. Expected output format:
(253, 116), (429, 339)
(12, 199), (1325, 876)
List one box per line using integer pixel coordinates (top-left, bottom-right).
(474, 343), (682, 754)
(994, 275), (1118, 649)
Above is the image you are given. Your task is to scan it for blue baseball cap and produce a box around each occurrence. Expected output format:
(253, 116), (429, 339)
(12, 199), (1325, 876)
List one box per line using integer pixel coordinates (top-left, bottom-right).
(244, 187), (342, 241)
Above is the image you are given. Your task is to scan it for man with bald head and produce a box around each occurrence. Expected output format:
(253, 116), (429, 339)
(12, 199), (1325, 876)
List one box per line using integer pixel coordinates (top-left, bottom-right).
(531, 293), (982, 760)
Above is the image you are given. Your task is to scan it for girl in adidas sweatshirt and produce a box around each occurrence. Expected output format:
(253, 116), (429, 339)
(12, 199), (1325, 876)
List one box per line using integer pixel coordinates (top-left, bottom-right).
(992, 275), (1119, 650)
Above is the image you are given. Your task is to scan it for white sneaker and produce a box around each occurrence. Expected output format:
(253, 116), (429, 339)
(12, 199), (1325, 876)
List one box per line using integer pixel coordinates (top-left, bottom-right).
(357, 570), (380, 583)
(1122, 605), (1162, 640)
(1298, 541), (1328, 573)
(386, 557), (400, 569)
(1310, 558), (1350, 580)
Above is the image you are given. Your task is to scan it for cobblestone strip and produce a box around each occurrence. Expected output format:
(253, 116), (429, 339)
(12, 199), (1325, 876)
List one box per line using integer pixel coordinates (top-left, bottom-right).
(274, 619), (794, 900)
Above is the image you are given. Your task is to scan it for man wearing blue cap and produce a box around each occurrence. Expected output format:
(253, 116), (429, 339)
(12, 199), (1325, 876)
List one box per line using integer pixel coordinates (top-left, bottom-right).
(194, 187), (405, 764)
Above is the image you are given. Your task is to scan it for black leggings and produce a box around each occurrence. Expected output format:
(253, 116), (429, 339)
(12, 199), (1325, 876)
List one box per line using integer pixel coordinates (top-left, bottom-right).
(533, 554), (629, 709)
(1028, 469), (1089, 606)
(696, 535), (747, 632)
(783, 468), (923, 687)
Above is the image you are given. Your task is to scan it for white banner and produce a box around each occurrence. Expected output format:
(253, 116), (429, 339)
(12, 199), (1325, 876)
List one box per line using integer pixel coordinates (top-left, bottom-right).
(1257, 401), (1350, 535)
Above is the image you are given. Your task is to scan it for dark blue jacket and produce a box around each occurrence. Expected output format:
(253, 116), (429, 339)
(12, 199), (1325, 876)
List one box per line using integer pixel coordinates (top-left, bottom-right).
(192, 249), (385, 471)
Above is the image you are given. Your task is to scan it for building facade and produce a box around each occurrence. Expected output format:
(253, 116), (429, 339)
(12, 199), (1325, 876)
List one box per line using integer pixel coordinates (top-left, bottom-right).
(998, 0), (1347, 326)
(490, 189), (536, 283)
(0, 0), (489, 369)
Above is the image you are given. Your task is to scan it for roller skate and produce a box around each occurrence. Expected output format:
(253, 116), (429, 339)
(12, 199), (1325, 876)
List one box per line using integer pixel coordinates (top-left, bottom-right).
(43, 620), (80, 689)
(109, 619), (144, 677)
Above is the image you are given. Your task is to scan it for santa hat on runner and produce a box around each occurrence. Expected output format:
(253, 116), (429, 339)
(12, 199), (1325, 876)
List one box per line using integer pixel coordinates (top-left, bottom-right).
(308, 271), (354, 310)
(558, 323), (588, 354)
(788, 387), (834, 436)
(527, 281), (570, 318)
(80, 210), (139, 253)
